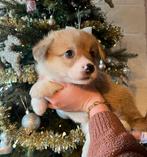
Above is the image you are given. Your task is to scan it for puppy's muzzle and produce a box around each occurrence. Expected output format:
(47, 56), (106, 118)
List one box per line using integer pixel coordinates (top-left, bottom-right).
(83, 63), (95, 74)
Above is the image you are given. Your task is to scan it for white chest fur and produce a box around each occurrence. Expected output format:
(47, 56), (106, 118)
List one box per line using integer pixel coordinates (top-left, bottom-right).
(56, 110), (89, 157)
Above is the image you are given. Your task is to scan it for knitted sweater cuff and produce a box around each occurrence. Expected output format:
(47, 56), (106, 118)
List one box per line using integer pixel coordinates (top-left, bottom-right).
(88, 111), (147, 157)
(89, 111), (126, 141)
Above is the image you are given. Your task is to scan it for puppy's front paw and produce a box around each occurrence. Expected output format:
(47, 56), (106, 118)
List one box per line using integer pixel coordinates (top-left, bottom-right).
(30, 80), (63, 98)
(31, 98), (48, 116)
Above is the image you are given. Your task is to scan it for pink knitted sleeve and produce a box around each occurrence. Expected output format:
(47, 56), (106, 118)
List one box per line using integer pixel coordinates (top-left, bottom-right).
(88, 111), (147, 157)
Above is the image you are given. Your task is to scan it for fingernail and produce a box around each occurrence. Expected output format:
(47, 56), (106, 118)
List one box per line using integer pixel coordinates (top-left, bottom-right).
(45, 97), (50, 101)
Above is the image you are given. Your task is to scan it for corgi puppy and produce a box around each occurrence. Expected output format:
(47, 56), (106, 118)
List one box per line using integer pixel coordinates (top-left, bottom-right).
(32, 28), (147, 157)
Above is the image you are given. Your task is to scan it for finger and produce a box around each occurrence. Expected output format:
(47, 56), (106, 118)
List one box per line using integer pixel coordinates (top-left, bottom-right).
(140, 132), (147, 144)
(48, 103), (58, 109)
(45, 97), (50, 102)
(131, 130), (141, 141)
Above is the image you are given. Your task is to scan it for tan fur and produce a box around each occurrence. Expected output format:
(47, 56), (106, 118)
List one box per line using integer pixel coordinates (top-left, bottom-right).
(33, 28), (147, 131)
(95, 72), (145, 129)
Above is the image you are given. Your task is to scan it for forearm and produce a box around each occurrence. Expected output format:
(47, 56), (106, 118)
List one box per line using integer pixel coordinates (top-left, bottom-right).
(88, 111), (147, 157)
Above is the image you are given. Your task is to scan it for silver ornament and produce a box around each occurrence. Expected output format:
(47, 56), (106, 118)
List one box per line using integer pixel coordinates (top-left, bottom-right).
(99, 60), (106, 70)
(48, 15), (56, 26)
(106, 57), (119, 65)
(21, 110), (41, 130)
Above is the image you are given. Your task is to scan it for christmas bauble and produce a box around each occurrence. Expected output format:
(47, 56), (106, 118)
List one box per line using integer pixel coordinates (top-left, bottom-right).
(106, 57), (112, 63)
(48, 15), (56, 26)
(26, 0), (36, 13)
(99, 60), (106, 70)
(21, 111), (41, 130)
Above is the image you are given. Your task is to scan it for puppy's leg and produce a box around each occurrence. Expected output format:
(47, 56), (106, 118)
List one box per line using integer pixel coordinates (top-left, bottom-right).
(100, 80), (145, 131)
(56, 111), (90, 156)
(31, 98), (48, 116)
(56, 110), (69, 119)
(30, 80), (63, 116)
(130, 115), (147, 131)
(30, 80), (63, 98)
(81, 123), (90, 157)
(57, 111), (88, 123)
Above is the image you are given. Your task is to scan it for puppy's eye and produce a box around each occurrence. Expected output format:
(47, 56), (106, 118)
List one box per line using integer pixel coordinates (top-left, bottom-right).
(90, 50), (95, 58)
(64, 50), (75, 58)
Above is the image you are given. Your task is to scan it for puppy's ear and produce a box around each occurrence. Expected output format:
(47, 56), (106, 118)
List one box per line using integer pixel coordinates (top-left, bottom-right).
(33, 32), (54, 62)
(81, 27), (106, 60)
(97, 42), (106, 60)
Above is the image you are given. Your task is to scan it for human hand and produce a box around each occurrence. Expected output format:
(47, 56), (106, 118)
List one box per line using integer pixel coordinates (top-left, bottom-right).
(131, 130), (147, 144)
(46, 83), (109, 116)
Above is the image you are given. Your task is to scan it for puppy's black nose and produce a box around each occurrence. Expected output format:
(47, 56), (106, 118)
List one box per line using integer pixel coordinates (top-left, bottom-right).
(84, 63), (95, 74)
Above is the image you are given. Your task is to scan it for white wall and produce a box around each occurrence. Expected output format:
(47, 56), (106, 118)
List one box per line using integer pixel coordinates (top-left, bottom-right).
(92, 0), (147, 115)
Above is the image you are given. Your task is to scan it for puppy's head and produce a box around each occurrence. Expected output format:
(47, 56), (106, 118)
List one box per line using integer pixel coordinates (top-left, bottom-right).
(33, 28), (106, 84)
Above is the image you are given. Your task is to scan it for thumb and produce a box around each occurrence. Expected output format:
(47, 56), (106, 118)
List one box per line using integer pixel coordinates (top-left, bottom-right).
(44, 97), (58, 109)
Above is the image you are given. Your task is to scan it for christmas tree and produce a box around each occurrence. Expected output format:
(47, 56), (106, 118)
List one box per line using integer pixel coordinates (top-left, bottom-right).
(0, 0), (137, 157)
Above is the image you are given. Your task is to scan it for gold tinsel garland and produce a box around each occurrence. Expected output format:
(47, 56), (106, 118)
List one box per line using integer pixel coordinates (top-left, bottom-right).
(14, 127), (84, 153)
(0, 64), (37, 84)
(0, 103), (84, 153)
(81, 20), (122, 47)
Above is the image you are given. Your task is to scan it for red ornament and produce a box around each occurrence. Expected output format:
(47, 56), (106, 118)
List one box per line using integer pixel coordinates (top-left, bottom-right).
(26, 0), (36, 13)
